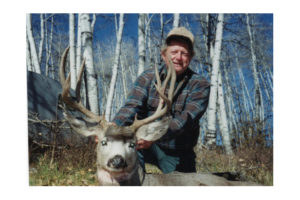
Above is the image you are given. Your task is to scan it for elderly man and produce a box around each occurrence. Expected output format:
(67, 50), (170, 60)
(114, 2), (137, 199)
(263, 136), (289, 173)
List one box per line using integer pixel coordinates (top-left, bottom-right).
(113, 27), (210, 173)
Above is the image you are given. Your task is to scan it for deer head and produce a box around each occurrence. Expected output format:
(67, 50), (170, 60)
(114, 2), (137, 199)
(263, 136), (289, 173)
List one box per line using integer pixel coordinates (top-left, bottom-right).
(59, 47), (176, 183)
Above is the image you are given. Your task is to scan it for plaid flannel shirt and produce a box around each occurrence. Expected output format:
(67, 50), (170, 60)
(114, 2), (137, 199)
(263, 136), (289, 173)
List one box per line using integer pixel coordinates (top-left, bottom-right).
(113, 65), (210, 153)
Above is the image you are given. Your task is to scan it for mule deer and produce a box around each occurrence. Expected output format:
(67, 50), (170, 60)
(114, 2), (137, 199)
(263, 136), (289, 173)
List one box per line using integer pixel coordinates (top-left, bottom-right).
(59, 47), (259, 186)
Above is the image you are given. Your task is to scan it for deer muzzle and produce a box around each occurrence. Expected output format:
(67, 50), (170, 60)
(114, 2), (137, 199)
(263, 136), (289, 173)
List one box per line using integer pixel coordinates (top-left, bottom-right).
(107, 155), (128, 169)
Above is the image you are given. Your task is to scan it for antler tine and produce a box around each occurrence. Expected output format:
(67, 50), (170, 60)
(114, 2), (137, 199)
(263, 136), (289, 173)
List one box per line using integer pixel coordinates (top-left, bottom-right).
(167, 55), (176, 100)
(129, 61), (177, 131)
(59, 47), (70, 85)
(75, 58), (86, 101)
(59, 47), (104, 123)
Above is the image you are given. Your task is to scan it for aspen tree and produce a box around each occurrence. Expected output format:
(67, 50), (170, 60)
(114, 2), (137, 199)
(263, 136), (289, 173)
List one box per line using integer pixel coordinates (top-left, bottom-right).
(26, 35), (33, 72)
(138, 14), (146, 75)
(217, 71), (233, 154)
(75, 14), (87, 106)
(49, 15), (55, 79)
(206, 14), (224, 147)
(145, 14), (155, 65)
(69, 13), (77, 90)
(76, 14), (82, 74)
(159, 14), (164, 65)
(81, 13), (99, 115)
(38, 14), (45, 65)
(223, 63), (238, 141)
(26, 14), (41, 74)
(173, 13), (180, 28)
(246, 14), (262, 125)
(105, 14), (125, 121)
(45, 15), (49, 77)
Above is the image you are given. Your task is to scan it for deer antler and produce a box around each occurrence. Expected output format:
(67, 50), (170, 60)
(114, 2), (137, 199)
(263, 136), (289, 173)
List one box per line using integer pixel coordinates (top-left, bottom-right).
(59, 47), (105, 123)
(129, 56), (177, 132)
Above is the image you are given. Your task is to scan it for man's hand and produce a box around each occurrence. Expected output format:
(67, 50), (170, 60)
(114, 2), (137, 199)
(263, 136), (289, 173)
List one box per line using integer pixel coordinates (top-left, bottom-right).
(136, 139), (153, 150)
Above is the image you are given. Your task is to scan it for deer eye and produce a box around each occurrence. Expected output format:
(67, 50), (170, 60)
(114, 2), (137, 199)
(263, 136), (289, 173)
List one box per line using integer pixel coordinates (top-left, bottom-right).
(129, 142), (136, 149)
(101, 140), (107, 146)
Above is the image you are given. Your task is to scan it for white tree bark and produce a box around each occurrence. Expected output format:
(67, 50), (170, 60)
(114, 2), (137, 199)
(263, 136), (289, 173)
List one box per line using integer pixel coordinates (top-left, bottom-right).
(217, 72), (233, 155)
(137, 14), (146, 75)
(145, 14), (154, 65)
(223, 64), (238, 138)
(91, 14), (96, 32)
(69, 14), (77, 90)
(76, 14), (82, 75)
(26, 34), (33, 72)
(26, 14), (41, 74)
(76, 14), (87, 106)
(120, 56), (128, 98)
(173, 13), (180, 28)
(246, 14), (262, 123)
(159, 14), (165, 65)
(81, 13), (100, 115)
(114, 14), (118, 37)
(38, 14), (45, 65)
(49, 16), (55, 79)
(96, 42), (108, 99)
(45, 15), (49, 77)
(105, 13), (125, 121)
(206, 14), (224, 147)
(160, 14), (164, 47)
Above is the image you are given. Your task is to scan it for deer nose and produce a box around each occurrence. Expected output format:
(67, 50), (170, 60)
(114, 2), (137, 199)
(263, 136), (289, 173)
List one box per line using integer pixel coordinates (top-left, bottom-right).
(107, 155), (127, 169)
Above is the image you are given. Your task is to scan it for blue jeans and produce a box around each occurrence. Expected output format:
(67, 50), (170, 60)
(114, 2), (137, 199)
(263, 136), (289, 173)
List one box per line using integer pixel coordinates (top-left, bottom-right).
(138, 144), (196, 173)
(137, 144), (180, 174)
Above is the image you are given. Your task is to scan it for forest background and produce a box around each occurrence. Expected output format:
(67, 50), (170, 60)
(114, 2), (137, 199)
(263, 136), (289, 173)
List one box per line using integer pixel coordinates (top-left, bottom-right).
(27, 13), (273, 153)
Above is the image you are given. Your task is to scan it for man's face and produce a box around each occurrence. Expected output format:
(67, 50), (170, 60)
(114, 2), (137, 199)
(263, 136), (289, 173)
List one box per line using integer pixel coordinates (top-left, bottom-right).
(162, 40), (192, 75)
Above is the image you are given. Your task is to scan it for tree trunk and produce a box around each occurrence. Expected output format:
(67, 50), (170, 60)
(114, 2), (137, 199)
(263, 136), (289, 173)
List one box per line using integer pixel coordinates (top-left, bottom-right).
(45, 15), (49, 77)
(120, 56), (128, 98)
(81, 13), (100, 115)
(69, 13), (77, 90)
(159, 14), (164, 65)
(76, 14), (82, 75)
(26, 14), (41, 74)
(223, 63), (238, 143)
(206, 14), (224, 147)
(91, 14), (96, 32)
(137, 14), (146, 75)
(246, 14), (262, 125)
(38, 14), (45, 65)
(217, 71), (233, 155)
(49, 16), (55, 79)
(26, 34), (33, 72)
(105, 13), (125, 121)
(173, 13), (180, 28)
(76, 14), (87, 106)
(145, 14), (154, 65)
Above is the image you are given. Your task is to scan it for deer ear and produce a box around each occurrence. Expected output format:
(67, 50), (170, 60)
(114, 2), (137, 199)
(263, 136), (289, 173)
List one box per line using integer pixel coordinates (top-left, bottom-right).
(63, 112), (104, 137)
(135, 116), (171, 141)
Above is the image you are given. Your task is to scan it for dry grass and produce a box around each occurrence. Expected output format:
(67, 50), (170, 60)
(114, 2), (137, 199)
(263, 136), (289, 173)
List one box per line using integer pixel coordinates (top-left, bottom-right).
(29, 142), (98, 186)
(195, 137), (273, 185)
(29, 138), (272, 186)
